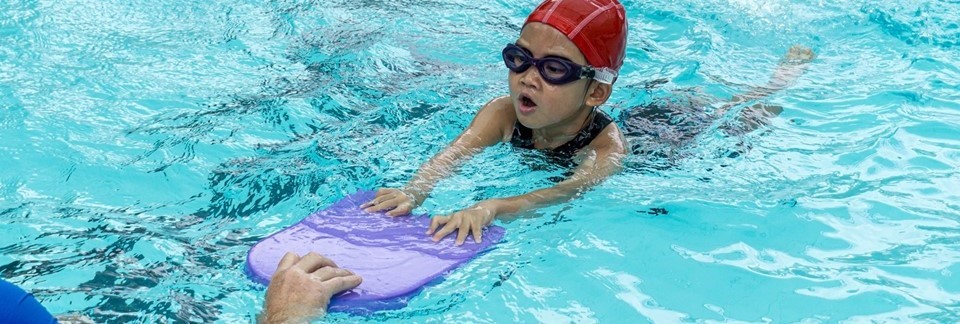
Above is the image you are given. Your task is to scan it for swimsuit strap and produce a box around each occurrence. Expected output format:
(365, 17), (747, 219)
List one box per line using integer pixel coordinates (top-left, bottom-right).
(511, 107), (614, 157)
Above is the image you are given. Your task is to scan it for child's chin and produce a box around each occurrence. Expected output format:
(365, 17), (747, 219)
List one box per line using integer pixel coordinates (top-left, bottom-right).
(515, 115), (542, 129)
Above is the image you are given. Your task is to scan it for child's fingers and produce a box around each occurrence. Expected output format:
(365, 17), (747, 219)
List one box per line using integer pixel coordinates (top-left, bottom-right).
(364, 196), (402, 213)
(360, 197), (382, 209)
(432, 217), (460, 242)
(382, 196), (405, 208)
(455, 224), (470, 246)
(472, 226), (482, 244)
(360, 197), (379, 208)
(427, 216), (447, 234)
(386, 203), (411, 217)
(362, 189), (398, 209)
(362, 202), (384, 212)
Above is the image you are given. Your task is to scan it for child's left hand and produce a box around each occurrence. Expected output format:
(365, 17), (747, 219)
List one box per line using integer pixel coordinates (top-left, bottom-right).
(426, 200), (500, 246)
(361, 188), (417, 217)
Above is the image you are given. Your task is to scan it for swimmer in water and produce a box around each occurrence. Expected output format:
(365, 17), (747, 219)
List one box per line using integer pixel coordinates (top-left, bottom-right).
(362, 0), (814, 245)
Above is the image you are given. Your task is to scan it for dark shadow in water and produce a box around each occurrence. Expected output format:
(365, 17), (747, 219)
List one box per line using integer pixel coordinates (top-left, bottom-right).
(125, 19), (464, 221)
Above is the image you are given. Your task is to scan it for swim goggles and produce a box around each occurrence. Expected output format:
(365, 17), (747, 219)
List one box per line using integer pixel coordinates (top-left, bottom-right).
(501, 43), (616, 85)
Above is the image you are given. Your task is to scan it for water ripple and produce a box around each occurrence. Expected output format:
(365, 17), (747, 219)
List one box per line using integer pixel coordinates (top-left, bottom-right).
(2, 0), (960, 322)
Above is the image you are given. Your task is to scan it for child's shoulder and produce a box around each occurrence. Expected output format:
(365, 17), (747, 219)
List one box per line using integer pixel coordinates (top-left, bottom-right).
(476, 96), (516, 120)
(483, 96), (514, 112)
(468, 96), (517, 143)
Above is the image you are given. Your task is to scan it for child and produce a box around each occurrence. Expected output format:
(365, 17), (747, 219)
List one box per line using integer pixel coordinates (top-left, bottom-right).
(362, 0), (631, 246)
(361, 0), (814, 245)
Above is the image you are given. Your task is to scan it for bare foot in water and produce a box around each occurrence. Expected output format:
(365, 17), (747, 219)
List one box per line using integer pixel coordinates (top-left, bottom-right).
(720, 45), (815, 134)
(784, 44), (816, 63)
(768, 44), (815, 88)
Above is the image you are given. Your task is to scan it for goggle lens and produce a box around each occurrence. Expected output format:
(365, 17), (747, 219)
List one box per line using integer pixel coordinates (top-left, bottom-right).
(501, 44), (590, 85)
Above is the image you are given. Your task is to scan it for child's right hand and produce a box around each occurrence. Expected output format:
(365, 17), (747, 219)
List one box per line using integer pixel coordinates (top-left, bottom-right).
(361, 188), (416, 217)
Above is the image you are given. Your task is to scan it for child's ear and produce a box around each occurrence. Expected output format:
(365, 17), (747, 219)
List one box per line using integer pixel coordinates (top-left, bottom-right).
(584, 82), (612, 107)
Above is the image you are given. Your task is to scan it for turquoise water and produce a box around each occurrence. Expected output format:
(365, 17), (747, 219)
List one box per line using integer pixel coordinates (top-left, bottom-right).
(2, 0), (959, 322)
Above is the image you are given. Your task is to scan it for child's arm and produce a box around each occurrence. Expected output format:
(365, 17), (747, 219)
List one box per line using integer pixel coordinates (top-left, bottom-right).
(426, 123), (628, 245)
(362, 97), (514, 216)
(493, 126), (627, 216)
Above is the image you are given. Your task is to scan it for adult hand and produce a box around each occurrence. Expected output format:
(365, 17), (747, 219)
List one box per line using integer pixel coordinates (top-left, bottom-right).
(260, 252), (362, 324)
(361, 188), (417, 217)
(426, 200), (499, 246)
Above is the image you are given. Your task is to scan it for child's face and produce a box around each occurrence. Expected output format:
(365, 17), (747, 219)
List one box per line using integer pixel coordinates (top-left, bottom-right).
(509, 22), (596, 130)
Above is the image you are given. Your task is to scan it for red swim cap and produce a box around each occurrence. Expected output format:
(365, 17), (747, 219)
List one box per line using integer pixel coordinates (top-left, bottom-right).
(524, 0), (628, 82)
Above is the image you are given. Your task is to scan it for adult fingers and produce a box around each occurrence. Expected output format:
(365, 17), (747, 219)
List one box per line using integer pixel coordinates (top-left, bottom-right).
(275, 252), (301, 272)
(432, 217), (460, 242)
(296, 252), (338, 273)
(313, 267), (356, 281)
(322, 275), (363, 295)
(427, 216), (448, 235)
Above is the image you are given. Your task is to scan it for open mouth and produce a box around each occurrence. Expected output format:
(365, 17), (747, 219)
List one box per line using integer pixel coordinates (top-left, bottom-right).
(518, 94), (539, 114)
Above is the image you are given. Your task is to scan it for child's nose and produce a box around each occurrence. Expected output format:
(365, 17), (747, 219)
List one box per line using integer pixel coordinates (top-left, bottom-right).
(518, 66), (542, 88)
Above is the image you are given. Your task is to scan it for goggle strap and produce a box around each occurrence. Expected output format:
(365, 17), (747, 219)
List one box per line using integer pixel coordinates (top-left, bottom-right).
(592, 68), (617, 84)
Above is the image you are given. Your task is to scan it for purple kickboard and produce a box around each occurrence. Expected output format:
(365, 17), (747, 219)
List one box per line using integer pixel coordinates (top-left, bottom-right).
(245, 190), (505, 314)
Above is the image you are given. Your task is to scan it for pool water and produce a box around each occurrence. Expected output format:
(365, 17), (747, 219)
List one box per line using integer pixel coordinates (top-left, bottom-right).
(2, 0), (959, 322)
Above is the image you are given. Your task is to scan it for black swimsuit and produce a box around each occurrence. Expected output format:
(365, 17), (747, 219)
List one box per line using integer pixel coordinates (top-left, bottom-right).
(510, 108), (614, 159)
